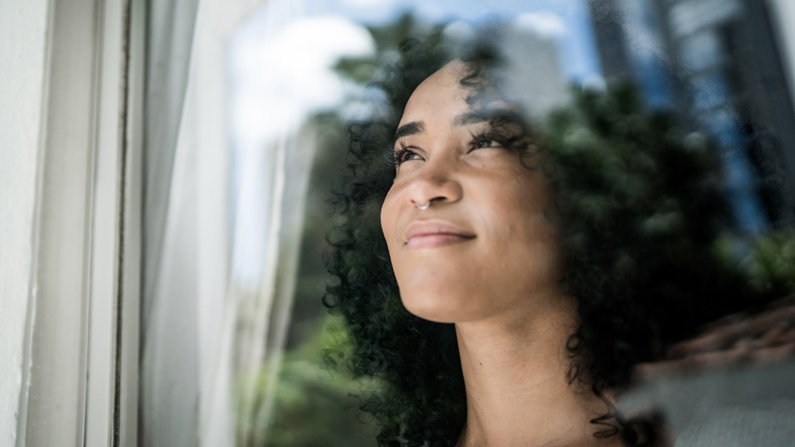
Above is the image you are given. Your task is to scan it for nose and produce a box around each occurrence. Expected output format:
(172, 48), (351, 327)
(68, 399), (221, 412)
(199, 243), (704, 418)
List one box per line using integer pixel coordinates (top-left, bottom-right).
(406, 156), (463, 209)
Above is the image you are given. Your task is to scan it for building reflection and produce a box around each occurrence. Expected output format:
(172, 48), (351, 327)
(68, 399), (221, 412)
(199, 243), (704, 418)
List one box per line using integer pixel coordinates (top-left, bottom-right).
(589, 0), (795, 232)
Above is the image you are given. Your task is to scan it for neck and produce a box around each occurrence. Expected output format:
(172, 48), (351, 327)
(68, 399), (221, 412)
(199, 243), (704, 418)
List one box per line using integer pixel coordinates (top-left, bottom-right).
(454, 292), (621, 447)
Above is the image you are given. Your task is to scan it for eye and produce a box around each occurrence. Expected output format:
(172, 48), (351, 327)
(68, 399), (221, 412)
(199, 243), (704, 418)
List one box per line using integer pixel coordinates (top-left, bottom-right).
(394, 145), (423, 166)
(469, 132), (507, 151)
(474, 138), (502, 149)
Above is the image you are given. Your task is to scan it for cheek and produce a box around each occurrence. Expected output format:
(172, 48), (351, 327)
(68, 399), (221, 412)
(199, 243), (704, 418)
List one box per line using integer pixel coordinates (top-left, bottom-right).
(478, 169), (547, 237)
(380, 187), (401, 253)
(476, 171), (561, 282)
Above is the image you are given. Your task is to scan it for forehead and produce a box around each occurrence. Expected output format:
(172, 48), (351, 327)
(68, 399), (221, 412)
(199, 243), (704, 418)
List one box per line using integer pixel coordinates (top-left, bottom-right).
(398, 60), (473, 127)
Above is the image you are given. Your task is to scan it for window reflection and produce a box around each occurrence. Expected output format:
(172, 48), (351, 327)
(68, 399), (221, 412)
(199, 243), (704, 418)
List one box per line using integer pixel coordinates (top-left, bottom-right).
(139, 0), (795, 446)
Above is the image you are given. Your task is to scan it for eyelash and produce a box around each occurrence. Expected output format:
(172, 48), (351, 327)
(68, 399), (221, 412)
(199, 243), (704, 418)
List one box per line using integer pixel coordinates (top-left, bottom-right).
(393, 141), (420, 166)
(467, 131), (510, 151)
(393, 131), (510, 167)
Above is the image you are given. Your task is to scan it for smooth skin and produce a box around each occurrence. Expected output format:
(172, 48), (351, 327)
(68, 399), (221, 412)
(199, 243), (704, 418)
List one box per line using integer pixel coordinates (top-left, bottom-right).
(380, 60), (622, 447)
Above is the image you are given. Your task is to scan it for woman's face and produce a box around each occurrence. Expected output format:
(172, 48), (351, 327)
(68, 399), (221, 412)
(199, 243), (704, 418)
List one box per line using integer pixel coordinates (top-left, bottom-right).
(381, 60), (563, 324)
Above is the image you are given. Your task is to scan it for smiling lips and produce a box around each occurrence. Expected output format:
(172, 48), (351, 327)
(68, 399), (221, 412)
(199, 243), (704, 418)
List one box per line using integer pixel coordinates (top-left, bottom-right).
(405, 220), (476, 250)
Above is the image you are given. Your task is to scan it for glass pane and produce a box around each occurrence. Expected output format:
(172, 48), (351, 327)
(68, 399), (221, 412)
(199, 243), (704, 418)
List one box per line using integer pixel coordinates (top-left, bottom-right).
(139, 0), (795, 446)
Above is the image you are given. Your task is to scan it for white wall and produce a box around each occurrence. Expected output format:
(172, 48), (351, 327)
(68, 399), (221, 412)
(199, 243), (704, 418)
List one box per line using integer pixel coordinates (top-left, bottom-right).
(0, 0), (51, 445)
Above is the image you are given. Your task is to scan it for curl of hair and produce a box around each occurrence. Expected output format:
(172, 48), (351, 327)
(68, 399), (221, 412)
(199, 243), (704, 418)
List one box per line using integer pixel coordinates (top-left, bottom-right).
(323, 39), (775, 447)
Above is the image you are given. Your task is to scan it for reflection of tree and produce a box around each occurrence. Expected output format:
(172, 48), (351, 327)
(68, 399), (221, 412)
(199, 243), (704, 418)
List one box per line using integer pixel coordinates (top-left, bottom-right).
(542, 84), (795, 396)
(741, 229), (795, 297)
(334, 13), (446, 83)
(246, 317), (381, 447)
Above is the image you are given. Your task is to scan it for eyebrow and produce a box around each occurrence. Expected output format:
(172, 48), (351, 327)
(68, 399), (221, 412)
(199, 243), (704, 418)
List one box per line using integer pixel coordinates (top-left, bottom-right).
(392, 114), (484, 144)
(391, 110), (521, 147)
(392, 121), (425, 147)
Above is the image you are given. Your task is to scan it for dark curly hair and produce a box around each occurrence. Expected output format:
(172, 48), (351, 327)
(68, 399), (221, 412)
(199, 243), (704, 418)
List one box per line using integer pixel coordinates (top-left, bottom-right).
(322, 37), (775, 447)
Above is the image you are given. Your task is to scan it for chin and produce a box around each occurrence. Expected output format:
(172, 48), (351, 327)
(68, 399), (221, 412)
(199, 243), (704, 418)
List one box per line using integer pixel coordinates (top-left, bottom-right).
(400, 287), (480, 324)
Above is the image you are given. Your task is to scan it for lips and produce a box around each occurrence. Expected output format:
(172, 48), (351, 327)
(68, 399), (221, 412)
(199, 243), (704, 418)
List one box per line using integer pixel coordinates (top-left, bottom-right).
(405, 220), (476, 250)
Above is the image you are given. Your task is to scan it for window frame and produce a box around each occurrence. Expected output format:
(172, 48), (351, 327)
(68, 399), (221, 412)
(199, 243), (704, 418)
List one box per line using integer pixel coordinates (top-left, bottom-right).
(18, 0), (145, 446)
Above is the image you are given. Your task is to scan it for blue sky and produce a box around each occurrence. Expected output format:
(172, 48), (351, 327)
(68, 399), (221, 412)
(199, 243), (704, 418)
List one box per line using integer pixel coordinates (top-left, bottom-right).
(305, 0), (603, 83)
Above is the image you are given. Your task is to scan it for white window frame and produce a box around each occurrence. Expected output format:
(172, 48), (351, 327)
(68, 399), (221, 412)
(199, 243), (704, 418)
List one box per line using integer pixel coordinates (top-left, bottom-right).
(17, 0), (145, 446)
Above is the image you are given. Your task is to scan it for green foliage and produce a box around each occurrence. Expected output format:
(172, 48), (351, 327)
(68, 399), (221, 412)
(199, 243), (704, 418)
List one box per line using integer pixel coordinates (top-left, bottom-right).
(542, 83), (728, 290)
(743, 230), (795, 297)
(543, 84), (724, 244)
(533, 83), (779, 393)
(334, 13), (448, 87)
(254, 316), (382, 447)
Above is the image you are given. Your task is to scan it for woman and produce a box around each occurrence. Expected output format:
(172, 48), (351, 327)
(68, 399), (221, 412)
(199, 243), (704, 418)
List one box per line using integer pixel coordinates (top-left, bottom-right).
(324, 40), (776, 447)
